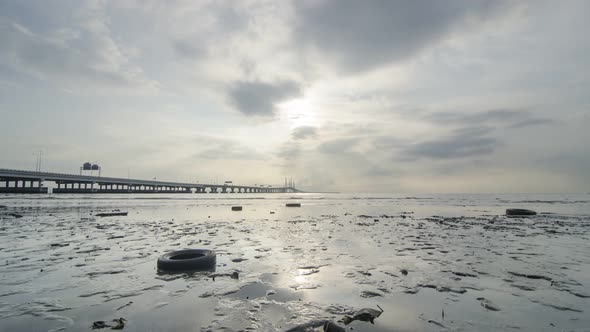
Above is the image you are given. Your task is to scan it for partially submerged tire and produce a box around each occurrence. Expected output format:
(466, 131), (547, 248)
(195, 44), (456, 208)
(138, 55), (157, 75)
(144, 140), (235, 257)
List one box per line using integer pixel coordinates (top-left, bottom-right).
(157, 249), (216, 272)
(506, 208), (537, 216)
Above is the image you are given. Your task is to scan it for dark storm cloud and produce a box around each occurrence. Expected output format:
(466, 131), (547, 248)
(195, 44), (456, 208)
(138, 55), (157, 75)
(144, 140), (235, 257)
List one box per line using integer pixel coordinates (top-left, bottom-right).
(293, 0), (510, 72)
(228, 80), (301, 116)
(291, 126), (318, 140)
(402, 126), (498, 160)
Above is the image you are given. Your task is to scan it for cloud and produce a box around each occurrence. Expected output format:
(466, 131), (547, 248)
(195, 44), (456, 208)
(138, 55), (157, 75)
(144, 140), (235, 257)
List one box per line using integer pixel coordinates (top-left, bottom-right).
(0, 17), (158, 93)
(424, 109), (557, 129)
(170, 2), (248, 60)
(291, 126), (318, 139)
(173, 39), (204, 59)
(317, 137), (361, 154)
(508, 118), (558, 129)
(401, 126), (498, 160)
(293, 0), (510, 72)
(228, 80), (301, 116)
(276, 143), (301, 161)
(193, 136), (265, 160)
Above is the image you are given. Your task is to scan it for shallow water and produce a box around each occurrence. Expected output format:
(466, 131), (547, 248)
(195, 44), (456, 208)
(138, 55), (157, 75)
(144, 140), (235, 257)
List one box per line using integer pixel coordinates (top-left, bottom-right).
(0, 193), (589, 331)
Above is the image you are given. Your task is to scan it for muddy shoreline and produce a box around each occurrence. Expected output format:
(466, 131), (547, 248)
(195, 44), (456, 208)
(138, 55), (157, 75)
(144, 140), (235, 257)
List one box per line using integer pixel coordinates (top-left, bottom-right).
(1, 193), (589, 331)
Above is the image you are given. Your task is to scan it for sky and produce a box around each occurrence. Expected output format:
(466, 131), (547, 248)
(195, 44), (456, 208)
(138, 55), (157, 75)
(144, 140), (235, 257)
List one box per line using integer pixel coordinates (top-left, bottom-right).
(0, 0), (588, 193)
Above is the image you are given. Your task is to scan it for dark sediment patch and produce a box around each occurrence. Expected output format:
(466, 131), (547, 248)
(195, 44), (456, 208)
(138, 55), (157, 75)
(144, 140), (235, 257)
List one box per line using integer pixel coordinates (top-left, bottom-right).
(508, 271), (552, 281)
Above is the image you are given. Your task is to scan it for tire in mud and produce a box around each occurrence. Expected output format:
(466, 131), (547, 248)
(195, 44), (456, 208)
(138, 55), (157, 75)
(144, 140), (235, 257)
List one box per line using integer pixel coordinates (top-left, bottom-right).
(157, 249), (216, 272)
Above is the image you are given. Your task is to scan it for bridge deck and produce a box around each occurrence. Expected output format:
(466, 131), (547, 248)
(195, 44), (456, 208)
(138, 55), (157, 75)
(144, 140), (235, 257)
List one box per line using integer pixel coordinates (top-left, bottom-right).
(0, 168), (299, 194)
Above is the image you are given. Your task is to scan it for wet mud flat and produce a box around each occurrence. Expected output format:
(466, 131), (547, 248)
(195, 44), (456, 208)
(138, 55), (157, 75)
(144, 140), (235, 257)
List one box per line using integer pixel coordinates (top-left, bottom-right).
(0, 194), (589, 331)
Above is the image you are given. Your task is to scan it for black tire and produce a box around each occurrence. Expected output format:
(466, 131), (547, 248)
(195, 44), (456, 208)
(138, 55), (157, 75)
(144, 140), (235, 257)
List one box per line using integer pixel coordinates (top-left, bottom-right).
(506, 208), (537, 216)
(157, 249), (216, 272)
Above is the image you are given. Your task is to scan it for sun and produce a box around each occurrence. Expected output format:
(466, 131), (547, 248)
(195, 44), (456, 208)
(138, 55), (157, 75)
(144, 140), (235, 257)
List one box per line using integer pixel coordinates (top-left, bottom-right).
(279, 98), (319, 129)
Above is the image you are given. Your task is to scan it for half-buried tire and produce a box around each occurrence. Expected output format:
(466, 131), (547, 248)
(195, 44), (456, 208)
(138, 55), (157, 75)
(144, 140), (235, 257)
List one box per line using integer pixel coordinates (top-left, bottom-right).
(157, 249), (216, 272)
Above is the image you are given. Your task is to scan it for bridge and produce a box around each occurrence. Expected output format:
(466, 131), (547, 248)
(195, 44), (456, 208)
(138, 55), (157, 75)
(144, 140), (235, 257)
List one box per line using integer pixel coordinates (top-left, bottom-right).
(0, 169), (301, 194)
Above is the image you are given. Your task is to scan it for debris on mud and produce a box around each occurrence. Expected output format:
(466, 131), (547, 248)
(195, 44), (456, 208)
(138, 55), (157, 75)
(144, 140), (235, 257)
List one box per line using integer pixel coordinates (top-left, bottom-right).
(341, 305), (384, 325)
(95, 212), (128, 217)
(231, 257), (248, 263)
(209, 271), (239, 281)
(115, 301), (133, 311)
(478, 297), (501, 311)
(506, 208), (537, 216)
(360, 290), (382, 298)
(92, 318), (127, 329)
(323, 320), (346, 332)
(284, 319), (327, 332)
(508, 271), (552, 281)
(427, 319), (446, 328)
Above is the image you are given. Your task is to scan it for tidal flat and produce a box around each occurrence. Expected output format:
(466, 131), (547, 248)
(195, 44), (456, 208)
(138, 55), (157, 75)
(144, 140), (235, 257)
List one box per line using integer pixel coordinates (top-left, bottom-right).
(0, 193), (589, 331)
